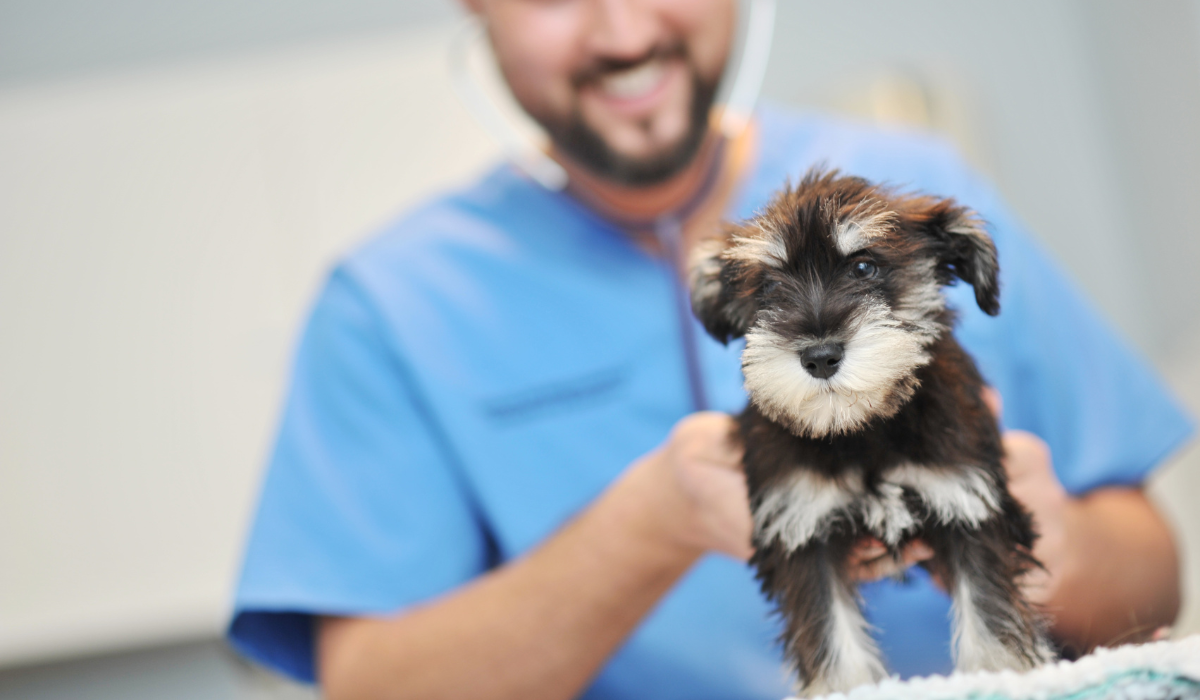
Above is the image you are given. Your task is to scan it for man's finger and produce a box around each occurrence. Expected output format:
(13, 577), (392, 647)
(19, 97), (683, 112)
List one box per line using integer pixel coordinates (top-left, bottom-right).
(849, 539), (935, 582)
(982, 386), (1003, 420)
(851, 553), (899, 582)
(847, 537), (891, 582)
(850, 537), (887, 563)
(1001, 430), (1053, 483)
(901, 540), (934, 565)
(681, 412), (744, 462)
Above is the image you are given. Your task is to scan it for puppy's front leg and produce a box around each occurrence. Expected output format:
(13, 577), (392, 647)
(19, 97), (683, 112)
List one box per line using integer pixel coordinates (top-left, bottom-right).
(756, 538), (886, 695)
(929, 521), (1054, 672)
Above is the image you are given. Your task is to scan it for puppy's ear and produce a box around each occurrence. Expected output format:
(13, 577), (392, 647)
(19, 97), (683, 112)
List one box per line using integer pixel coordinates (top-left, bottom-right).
(688, 236), (758, 343)
(913, 200), (1000, 316)
(941, 210), (1000, 315)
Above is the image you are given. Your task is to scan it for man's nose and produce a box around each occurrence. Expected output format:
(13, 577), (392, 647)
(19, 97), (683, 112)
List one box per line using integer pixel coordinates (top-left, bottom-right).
(584, 0), (661, 59)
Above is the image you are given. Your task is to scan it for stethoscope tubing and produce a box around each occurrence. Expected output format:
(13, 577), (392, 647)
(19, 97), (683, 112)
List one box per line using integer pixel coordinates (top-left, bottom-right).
(448, 0), (778, 413)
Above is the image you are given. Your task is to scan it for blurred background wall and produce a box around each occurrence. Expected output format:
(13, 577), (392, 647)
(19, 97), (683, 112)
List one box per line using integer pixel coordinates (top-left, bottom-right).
(2, 1), (1199, 697)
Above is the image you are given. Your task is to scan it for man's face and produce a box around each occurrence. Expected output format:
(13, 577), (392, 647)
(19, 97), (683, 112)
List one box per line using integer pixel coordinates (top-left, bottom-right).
(474, 0), (737, 186)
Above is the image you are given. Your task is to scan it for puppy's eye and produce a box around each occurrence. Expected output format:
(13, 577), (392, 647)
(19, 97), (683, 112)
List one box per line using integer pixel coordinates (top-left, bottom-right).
(850, 260), (878, 280)
(761, 279), (782, 295)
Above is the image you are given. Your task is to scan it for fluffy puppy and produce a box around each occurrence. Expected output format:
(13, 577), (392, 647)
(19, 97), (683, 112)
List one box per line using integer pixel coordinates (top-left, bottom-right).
(690, 170), (1053, 695)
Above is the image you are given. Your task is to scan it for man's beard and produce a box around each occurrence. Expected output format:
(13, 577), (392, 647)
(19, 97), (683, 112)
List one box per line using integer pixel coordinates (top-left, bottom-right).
(546, 51), (721, 187)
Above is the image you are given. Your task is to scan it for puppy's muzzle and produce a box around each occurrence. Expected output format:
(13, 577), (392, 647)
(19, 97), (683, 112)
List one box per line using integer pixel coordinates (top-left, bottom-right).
(801, 342), (845, 379)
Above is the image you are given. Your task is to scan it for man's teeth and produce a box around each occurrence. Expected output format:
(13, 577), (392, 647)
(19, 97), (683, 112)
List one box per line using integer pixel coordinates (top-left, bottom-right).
(599, 61), (666, 99)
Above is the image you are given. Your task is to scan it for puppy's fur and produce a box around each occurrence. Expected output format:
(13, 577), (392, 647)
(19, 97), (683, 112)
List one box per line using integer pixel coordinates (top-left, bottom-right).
(691, 170), (1053, 695)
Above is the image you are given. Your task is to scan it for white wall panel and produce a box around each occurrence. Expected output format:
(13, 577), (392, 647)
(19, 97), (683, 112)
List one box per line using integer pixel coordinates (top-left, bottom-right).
(0, 24), (498, 665)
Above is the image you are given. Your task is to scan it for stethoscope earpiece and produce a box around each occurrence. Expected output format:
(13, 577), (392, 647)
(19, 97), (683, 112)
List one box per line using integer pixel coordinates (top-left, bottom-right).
(447, 18), (569, 191)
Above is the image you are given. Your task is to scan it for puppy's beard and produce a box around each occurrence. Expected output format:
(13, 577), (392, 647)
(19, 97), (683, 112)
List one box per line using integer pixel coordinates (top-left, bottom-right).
(742, 305), (933, 437)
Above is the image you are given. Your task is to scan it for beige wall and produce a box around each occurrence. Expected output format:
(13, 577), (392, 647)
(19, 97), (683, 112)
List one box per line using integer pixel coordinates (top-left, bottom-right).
(0, 25), (498, 666)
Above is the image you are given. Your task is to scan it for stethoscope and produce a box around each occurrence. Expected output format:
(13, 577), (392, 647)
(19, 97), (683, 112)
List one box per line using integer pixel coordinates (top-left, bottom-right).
(449, 0), (778, 412)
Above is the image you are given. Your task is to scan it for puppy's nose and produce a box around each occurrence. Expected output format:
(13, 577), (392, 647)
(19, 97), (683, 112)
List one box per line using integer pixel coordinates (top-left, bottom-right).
(801, 343), (845, 379)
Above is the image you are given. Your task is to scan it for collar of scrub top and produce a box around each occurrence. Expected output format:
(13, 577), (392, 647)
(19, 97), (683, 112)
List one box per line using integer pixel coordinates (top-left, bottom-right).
(448, 0), (778, 412)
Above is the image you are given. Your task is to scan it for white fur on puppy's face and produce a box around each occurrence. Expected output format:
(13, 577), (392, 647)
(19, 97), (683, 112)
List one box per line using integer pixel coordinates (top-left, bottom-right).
(741, 301), (933, 437)
(832, 207), (896, 257)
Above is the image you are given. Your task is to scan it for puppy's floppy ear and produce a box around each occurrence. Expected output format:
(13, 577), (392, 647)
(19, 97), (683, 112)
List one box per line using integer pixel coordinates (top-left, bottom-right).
(912, 199), (1001, 316)
(688, 235), (758, 343)
(941, 209), (1000, 315)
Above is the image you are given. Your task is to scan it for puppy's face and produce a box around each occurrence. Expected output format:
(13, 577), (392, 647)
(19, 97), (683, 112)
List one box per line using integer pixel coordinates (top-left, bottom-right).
(691, 171), (999, 437)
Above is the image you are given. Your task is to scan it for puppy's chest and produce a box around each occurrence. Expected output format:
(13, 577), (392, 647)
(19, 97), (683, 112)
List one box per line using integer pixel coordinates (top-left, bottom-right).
(744, 411), (1003, 552)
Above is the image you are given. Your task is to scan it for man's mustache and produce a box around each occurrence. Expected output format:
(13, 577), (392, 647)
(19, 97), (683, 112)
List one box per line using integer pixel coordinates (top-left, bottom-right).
(570, 42), (689, 88)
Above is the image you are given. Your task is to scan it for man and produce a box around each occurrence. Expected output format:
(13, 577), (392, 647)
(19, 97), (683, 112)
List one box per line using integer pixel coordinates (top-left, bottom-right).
(229, 2), (1189, 699)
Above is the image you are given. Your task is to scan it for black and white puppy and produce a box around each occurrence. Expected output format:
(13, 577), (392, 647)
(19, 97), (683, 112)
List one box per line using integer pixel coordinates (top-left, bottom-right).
(690, 170), (1053, 695)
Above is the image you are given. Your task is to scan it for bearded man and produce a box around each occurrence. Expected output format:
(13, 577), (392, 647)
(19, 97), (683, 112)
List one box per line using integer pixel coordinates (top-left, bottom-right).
(229, 2), (1188, 699)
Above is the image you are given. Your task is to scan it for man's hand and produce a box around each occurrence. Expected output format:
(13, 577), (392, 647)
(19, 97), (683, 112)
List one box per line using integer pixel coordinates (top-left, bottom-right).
(849, 538), (936, 582)
(982, 387), (1181, 650)
(982, 387), (1072, 605)
(641, 412), (934, 580)
(1001, 430), (1071, 605)
(643, 412), (755, 560)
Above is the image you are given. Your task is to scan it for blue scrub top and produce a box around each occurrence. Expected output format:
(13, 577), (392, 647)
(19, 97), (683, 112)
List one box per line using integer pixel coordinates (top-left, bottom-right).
(228, 106), (1192, 696)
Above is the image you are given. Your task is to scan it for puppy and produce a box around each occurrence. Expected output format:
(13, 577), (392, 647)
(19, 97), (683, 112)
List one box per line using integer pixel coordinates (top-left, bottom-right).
(690, 170), (1053, 695)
